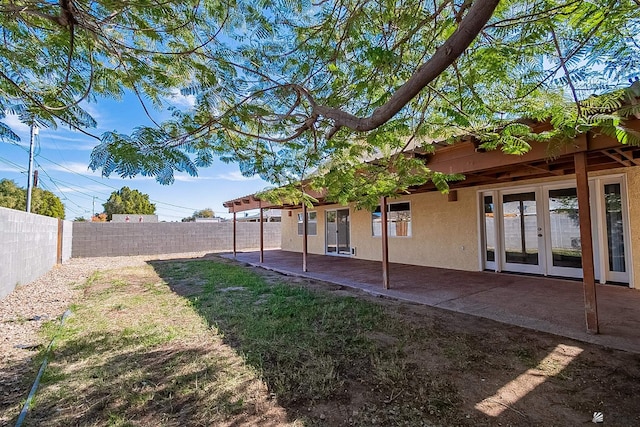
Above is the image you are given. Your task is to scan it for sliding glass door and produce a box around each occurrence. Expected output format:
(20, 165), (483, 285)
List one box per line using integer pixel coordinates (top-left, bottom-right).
(326, 208), (351, 256)
(480, 176), (630, 285)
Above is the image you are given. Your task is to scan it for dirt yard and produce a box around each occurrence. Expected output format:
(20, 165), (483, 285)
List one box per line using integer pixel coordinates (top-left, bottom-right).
(1, 254), (639, 426)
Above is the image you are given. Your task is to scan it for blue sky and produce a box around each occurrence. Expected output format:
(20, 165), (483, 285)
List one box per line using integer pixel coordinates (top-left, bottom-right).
(0, 92), (271, 221)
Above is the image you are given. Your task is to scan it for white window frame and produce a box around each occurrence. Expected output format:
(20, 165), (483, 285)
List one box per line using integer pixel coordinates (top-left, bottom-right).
(477, 173), (633, 287)
(297, 211), (317, 236)
(372, 201), (412, 238)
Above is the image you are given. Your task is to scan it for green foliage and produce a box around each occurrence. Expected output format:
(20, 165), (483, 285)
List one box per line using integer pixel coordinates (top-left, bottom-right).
(103, 186), (156, 220)
(32, 188), (66, 218)
(194, 208), (215, 218)
(3, 0), (640, 205)
(0, 178), (26, 210)
(0, 178), (65, 218)
(181, 208), (215, 222)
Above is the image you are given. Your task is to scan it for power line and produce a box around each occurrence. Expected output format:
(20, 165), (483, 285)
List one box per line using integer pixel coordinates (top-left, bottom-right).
(7, 138), (214, 215)
(49, 177), (196, 215)
(35, 162), (88, 213)
(0, 156), (27, 172)
(34, 153), (201, 211)
(30, 160), (197, 219)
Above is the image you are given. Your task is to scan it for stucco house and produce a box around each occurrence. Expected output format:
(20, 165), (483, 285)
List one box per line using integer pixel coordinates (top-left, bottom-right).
(224, 116), (640, 332)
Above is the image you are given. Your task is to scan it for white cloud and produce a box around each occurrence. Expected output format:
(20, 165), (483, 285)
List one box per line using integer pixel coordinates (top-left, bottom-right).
(173, 173), (215, 182)
(109, 174), (155, 182)
(57, 184), (111, 195)
(47, 161), (93, 175)
(167, 89), (197, 109)
(215, 171), (261, 182)
(1, 113), (31, 134)
(0, 165), (24, 173)
(57, 186), (81, 193)
(41, 133), (98, 151)
(79, 102), (102, 122)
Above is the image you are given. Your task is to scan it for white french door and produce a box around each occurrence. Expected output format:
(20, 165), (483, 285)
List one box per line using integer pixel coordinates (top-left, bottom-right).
(598, 179), (630, 283)
(500, 189), (544, 274)
(480, 176), (631, 286)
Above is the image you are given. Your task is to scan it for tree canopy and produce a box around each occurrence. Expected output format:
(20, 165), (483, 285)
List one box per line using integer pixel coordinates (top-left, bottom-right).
(103, 186), (156, 220)
(0, 178), (66, 218)
(2, 0), (640, 206)
(182, 208), (216, 222)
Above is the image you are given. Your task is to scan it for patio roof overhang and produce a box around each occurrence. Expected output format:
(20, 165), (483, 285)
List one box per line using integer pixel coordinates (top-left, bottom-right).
(222, 189), (328, 213)
(223, 117), (640, 213)
(409, 118), (640, 193)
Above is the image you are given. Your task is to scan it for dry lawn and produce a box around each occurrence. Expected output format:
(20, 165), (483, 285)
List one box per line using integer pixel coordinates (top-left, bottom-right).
(2, 255), (640, 426)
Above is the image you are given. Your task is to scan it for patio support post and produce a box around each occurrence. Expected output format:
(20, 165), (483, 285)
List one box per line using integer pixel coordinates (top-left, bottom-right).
(574, 149), (599, 334)
(259, 201), (264, 263)
(232, 208), (237, 258)
(381, 196), (390, 289)
(302, 202), (308, 272)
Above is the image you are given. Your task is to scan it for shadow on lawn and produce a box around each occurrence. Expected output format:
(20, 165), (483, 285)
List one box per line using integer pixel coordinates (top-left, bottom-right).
(148, 255), (640, 426)
(0, 351), (41, 426)
(1, 260), (290, 427)
(21, 342), (276, 426)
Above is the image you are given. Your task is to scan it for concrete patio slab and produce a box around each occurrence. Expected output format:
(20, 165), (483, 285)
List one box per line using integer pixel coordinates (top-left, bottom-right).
(223, 250), (640, 354)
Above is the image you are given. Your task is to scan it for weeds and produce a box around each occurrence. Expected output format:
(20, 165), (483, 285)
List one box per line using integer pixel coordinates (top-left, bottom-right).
(14, 257), (640, 427)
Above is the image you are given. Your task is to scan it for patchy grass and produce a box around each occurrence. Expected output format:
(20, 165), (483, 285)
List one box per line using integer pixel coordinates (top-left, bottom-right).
(153, 258), (640, 427)
(12, 256), (640, 426)
(20, 265), (291, 427)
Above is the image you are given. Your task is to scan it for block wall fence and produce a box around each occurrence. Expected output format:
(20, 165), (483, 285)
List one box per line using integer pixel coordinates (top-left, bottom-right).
(71, 222), (281, 257)
(0, 207), (73, 299)
(1, 208), (280, 299)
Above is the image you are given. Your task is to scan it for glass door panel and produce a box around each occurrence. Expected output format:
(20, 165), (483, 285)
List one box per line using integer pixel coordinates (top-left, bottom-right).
(483, 194), (497, 270)
(604, 183), (628, 282)
(502, 192), (540, 269)
(336, 209), (351, 254)
(480, 178), (629, 285)
(326, 210), (337, 254)
(545, 187), (585, 279)
(548, 188), (582, 269)
(326, 209), (351, 256)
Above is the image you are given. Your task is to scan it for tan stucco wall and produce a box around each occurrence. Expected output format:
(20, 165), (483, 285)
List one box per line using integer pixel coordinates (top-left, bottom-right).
(281, 166), (640, 286)
(281, 209), (326, 255)
(282, 189), (480, 272)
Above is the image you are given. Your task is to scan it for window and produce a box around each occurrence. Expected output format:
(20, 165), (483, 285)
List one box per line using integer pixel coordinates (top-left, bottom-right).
(372, 202), (411, 237)
(297, 211), (317, 235)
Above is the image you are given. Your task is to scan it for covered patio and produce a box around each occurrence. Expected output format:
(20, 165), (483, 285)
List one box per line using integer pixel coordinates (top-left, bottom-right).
(224, 249), (640, 354)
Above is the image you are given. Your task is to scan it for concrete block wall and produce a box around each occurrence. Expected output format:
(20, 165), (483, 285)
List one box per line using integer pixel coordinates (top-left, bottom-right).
(62, 220), (73, 262)
(72, 222), (281, 257)
(0, 208), (70, 299)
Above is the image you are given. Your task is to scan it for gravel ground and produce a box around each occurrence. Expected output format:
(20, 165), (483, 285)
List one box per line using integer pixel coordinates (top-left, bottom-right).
(0, 252), (210, 417)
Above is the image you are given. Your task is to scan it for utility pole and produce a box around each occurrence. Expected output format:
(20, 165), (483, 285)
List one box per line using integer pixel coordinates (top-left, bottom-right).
(92, 196), (96, 217)
(25, 124), (38, 213)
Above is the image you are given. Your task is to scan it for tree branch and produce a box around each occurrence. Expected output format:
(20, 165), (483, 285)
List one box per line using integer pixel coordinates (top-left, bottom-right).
(311, 0), (501, 134)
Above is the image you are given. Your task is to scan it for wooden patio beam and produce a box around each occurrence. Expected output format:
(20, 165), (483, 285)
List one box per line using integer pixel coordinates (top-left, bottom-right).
(381, 196), (390, 289)
(602, 150), (633, 167)
(302, 203), (308, 272)
(259, 202), (264, 263)
(232, 209), (237, 258)
(525, 163), (565, 176)
(574, 149), (599, 334)
(613, 148), (640, 165)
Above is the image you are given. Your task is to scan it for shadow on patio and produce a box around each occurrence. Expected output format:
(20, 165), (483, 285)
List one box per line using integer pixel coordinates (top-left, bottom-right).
(223, 249), (640, 354)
